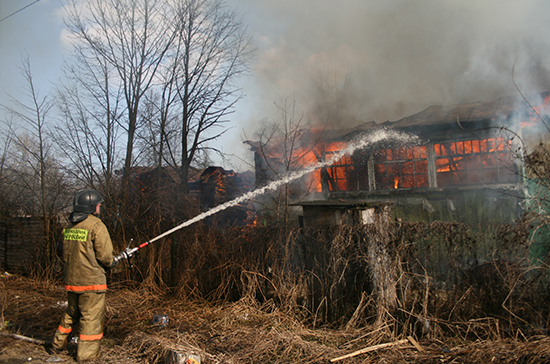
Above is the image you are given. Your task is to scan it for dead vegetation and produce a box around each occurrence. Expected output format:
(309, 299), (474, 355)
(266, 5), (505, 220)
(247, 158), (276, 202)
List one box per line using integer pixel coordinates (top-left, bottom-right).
(2, 275), (550, 363)
(1, 221), (549, 363)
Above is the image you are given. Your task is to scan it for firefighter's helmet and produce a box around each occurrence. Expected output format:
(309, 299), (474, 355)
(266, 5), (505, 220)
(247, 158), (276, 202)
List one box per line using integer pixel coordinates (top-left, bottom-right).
(73, 189), (104, 213)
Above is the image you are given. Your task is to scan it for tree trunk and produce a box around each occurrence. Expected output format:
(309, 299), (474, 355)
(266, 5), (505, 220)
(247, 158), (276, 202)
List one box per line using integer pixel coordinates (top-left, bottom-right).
(121, 110), (138, 211)
(180, 159), (190, 194)
(369, 205), (397, 324)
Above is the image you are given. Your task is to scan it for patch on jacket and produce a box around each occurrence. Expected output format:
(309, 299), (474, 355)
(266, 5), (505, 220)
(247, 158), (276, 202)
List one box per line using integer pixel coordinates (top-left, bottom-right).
(64, 228), (89, 242)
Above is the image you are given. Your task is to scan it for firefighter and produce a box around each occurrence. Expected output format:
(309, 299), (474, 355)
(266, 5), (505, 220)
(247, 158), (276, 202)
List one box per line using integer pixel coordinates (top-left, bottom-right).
(52, 189), (118, 361)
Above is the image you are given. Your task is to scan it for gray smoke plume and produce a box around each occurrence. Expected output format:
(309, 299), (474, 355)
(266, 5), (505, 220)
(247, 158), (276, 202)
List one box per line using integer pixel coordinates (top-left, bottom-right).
(231, 0), (550, 129)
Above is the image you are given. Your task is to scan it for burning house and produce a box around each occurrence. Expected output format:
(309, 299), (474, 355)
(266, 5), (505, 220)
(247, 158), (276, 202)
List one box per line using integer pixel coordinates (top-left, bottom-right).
(249, 92), (550, 227)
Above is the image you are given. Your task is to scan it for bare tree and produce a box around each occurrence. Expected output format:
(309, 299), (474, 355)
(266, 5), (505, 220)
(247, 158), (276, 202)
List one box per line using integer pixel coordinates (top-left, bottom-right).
(162, 0), (252, 192)
(1, 57), (70, 269)
(0, 121), (21, 227)
(60, 0), (251, 226)
(55, 42), (124, 203)
(62, 0), (179, 209)
(246, 98), (322, 226)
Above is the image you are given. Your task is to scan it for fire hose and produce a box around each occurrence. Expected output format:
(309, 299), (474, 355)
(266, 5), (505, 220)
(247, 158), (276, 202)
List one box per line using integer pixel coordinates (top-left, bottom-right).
(110, 203), (229, 267)
(109, 129), (416, 268)
(109, 171), (284, 267)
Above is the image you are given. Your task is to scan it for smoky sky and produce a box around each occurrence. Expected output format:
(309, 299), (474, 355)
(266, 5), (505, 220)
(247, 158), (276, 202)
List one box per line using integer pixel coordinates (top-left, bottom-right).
(2, 0), (550, 170)
(232, 0), (550, 129)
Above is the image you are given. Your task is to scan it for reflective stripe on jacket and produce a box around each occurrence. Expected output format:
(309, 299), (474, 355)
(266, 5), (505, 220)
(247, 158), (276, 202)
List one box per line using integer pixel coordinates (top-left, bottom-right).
(63, 214), (114, 292)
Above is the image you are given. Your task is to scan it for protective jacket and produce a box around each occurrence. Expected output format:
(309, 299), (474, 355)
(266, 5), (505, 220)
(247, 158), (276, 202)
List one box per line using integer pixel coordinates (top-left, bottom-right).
(62, 212), (114, 292)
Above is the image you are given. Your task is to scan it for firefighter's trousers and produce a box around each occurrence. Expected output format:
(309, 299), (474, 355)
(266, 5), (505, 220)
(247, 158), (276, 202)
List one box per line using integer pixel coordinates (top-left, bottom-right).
(52, 291), (106, 361)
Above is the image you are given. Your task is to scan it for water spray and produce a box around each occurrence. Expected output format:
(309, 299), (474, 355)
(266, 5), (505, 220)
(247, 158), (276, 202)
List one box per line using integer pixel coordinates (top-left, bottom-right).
(113, 129), (418, 264)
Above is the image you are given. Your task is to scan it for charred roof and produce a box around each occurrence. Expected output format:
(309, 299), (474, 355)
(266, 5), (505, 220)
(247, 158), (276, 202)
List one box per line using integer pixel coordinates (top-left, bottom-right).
(354, 91), (550, 131)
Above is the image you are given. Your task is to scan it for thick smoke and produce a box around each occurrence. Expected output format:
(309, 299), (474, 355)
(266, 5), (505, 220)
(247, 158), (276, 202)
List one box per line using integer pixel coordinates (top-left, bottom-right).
(232, 0), (550, 130)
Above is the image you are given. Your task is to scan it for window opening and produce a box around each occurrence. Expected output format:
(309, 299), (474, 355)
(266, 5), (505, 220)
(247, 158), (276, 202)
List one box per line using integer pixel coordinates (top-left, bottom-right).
(374, 146), (429, 190)
(324, 152), (369, 191)
(434, 138), (516, 186)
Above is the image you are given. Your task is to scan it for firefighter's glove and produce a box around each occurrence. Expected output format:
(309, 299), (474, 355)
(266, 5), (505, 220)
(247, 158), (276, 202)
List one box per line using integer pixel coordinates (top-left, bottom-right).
(106, 257), (119, 270)
(107, 252), (125, 269)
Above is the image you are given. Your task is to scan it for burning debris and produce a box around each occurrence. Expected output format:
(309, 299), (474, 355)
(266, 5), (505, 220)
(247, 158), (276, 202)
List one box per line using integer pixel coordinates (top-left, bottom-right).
(199, 167), (256, 226)
(199, 167), (242, 210)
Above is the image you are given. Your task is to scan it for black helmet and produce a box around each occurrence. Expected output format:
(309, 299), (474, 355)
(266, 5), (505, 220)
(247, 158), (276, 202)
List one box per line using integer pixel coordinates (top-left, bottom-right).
(73, 189), (104, 213)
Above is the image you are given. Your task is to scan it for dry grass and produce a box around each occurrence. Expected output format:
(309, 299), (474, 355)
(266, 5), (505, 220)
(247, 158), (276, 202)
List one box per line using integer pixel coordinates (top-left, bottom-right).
(2, 275), (550, 363)
(2, 221), (549, 362)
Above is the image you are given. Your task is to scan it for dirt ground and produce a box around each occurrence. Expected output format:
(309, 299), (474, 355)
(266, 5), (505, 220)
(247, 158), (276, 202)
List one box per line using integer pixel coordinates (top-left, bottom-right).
(2, 275), (550, 364)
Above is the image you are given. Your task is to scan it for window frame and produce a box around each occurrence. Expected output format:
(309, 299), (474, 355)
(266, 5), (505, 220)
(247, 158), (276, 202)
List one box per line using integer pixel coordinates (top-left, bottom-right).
(373, 145), (430, 190)
(433, 137), (517, 187)
(318, 136), (518, 193)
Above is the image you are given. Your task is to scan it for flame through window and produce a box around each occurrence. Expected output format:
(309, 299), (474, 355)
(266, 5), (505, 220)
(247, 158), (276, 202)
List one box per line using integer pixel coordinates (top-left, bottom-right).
(434, 138), (516, 186)
(324, 151), (369, 192)
(374, 146), (429, 190)
(314, 137), (517, 192)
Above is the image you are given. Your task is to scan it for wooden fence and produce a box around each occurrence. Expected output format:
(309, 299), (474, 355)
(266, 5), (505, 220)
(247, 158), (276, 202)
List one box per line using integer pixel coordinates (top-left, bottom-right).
(0, 217), (44, 274)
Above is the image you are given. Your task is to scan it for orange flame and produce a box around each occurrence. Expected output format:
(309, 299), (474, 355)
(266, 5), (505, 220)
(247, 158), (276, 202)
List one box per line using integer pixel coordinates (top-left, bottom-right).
(259, 130), (515, 194)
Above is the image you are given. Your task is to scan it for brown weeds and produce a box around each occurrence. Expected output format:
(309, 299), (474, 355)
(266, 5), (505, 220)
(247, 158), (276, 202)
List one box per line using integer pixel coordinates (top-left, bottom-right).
(2, 221), (549, 363)
(2, 275), (550, 363)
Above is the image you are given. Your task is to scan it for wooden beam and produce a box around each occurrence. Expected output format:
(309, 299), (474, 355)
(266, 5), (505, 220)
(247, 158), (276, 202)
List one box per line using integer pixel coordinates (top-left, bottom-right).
(0, 332), (50, 345)
(407, 336), (424, 352)
(330, 339), (409, 362)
